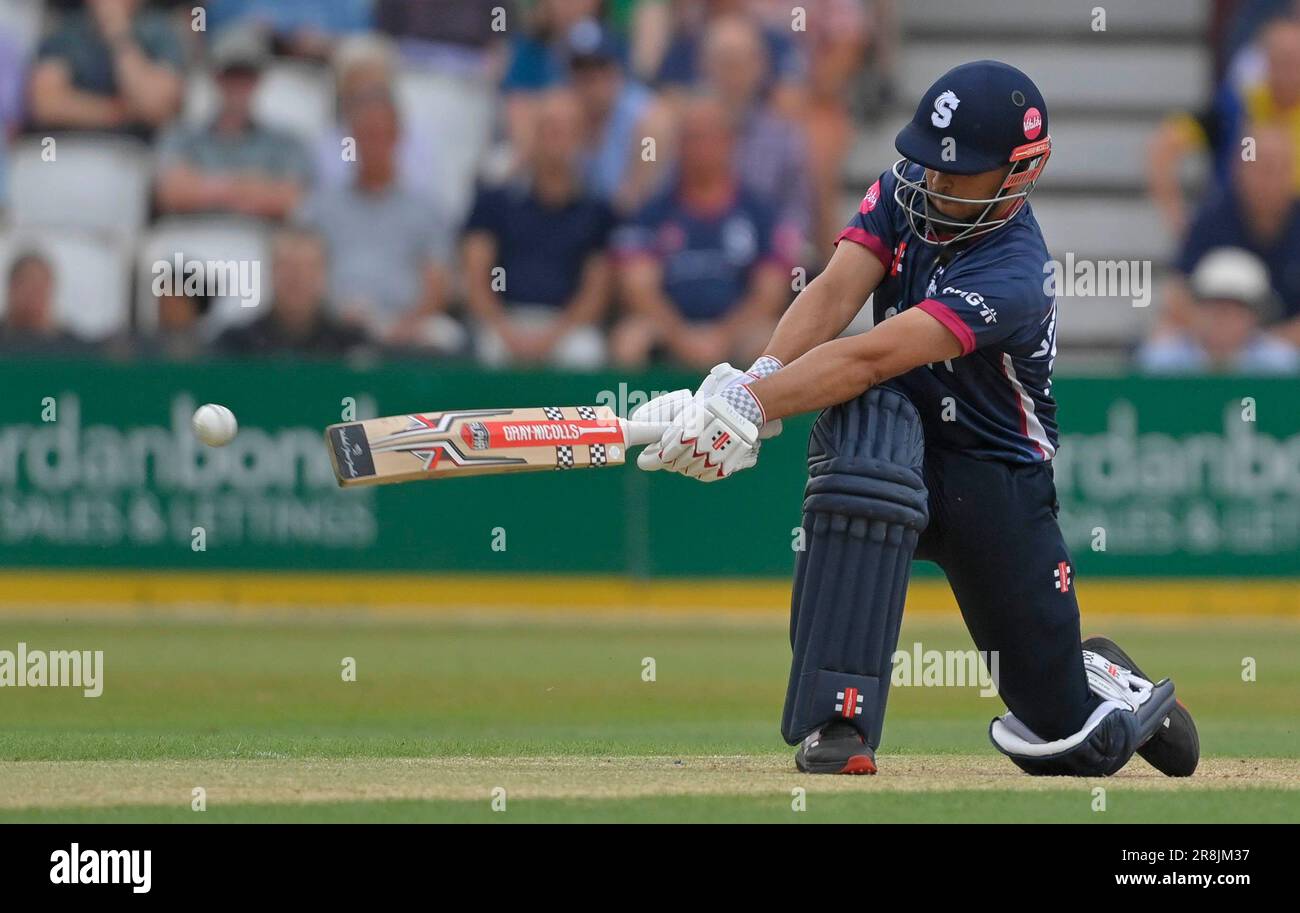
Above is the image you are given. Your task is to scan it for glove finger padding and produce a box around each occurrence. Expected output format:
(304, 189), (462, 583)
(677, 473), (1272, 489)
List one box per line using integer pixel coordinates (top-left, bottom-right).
(629, 388), (693, 425)
(631, 389), (693, 472)
(694, 362), (745, 400)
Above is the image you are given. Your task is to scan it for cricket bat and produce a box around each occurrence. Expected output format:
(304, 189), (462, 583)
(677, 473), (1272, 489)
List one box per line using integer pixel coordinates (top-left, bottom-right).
(325, 405), (669, 487)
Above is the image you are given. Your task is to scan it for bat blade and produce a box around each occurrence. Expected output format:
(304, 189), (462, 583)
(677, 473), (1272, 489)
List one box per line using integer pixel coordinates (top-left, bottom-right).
(325, 406), (663, 487)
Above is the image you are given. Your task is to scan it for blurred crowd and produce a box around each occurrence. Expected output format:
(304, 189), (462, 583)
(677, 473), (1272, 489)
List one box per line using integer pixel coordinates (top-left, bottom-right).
(1140, 0), (1300, 374)
(0, 0), (885, 367)
(1, 0), (1297, 377)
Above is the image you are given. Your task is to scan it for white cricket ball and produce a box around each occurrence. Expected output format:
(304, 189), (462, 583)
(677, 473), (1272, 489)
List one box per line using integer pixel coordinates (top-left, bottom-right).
(192, 403), (239, 447)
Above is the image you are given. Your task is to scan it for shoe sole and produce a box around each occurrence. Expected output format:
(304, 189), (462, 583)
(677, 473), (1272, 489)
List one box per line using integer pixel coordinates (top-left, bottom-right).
(795, 752), (877, 775)
(1083, 635), (1199, 777)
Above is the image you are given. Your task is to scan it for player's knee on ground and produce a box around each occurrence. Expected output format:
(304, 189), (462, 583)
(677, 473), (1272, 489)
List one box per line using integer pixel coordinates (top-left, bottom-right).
(989, 650), (1177, 776)
(782, 386), (929, 747)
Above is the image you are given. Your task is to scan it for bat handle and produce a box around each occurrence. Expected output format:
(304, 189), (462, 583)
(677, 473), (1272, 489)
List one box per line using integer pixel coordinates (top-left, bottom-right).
(620, 420), (670, 447)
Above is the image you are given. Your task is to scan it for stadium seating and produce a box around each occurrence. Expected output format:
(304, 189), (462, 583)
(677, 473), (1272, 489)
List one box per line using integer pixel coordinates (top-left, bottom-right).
(8, 134), (153, 238)
(0, 227), (132, 340)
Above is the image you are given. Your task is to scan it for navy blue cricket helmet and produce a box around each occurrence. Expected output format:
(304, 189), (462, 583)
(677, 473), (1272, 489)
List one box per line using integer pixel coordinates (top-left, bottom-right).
(892, 60), (1052, 245)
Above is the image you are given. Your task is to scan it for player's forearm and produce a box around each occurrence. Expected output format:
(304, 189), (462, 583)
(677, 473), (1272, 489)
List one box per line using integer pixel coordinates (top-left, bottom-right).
(762, 273), (862, 365)
(748, 335), (879, 420)
(750, 307), (963, 422)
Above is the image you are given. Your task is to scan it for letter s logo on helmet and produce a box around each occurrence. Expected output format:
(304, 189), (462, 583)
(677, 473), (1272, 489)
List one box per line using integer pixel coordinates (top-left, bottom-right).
(930, 90), (960, 128)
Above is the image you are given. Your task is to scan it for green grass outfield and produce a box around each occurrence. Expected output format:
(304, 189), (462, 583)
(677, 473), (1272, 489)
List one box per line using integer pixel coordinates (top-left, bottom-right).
(0, 612), (1296, 823)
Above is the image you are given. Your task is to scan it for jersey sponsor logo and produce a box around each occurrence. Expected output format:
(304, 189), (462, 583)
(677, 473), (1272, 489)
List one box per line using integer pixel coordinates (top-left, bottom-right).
(941, 286), (997, 324)
(861, 180), (881, 213)
(931, 90), (961, 128)
(1023, 106), (1043, 140)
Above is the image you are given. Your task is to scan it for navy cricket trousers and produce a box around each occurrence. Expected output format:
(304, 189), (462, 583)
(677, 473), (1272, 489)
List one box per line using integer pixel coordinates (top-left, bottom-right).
(914, 446), (1099, 740)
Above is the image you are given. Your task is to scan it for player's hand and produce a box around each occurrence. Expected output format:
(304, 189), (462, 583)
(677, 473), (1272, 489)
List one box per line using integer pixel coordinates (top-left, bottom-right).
(627, 363), (746, 436)
(639, 394), (760, 482)
(631, 363), (780, 476)
(628, 387), (694, 426)
(695, 362), (783, 440)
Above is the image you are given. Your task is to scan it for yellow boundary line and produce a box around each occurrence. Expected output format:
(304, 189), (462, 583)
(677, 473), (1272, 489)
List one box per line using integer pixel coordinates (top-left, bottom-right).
(0, 572), (1295, 618)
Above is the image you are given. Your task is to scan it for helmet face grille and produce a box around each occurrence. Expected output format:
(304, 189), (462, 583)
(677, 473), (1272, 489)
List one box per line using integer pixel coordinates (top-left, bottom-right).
(890, 138), (1051, 247)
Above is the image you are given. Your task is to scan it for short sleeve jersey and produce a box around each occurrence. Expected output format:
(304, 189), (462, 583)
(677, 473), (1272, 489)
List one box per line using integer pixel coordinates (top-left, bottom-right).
(837, 163), (1060, 463)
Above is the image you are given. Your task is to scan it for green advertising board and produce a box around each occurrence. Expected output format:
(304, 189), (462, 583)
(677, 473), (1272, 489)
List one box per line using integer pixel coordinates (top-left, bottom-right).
(0, 359), (1296, 579)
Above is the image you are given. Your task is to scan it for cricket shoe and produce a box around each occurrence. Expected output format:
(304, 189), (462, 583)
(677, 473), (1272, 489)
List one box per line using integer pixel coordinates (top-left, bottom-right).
(1083, 636), (1199, 777)
(794, 720), (877, 774)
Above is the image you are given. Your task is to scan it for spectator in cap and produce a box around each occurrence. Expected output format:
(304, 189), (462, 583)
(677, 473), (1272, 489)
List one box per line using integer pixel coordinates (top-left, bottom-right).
(155, 26), (313, 220)
(462, 88), (615, 368)
(1138, 247), (1298, 374)
(28, 0), (185, 139)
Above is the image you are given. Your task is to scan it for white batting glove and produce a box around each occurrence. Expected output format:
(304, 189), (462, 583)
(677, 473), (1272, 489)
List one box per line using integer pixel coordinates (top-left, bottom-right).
(695, 360), (784, 439)
(628, 387), (693, 426)
(632, 358), (782, 477)
(640, 394), (760, 482)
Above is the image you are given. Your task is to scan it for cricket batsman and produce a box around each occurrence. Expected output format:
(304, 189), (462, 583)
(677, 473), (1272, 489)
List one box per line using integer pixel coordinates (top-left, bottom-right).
(633, 60), (1200, 777)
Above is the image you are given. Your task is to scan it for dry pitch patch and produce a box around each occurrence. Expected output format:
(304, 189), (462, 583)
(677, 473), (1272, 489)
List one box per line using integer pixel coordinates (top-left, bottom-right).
(2, 756), (1298, 811)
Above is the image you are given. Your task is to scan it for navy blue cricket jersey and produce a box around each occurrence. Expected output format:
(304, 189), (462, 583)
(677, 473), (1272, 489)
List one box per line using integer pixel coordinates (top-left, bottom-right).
(838, 164), (1060, 463)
